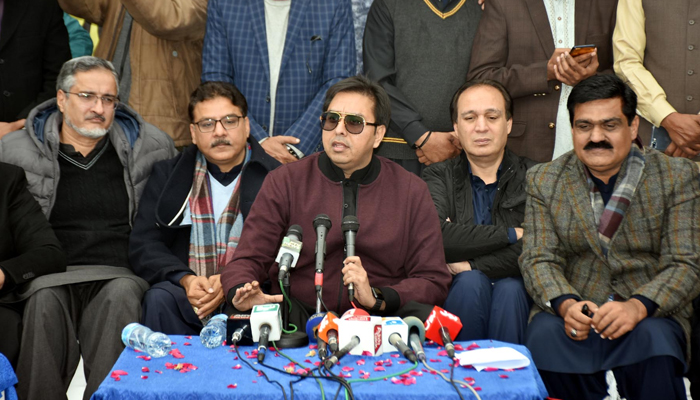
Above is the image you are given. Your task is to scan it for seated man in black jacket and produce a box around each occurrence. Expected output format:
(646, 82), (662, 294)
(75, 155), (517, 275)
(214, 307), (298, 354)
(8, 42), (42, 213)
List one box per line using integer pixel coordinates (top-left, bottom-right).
(0, 162), (66, 368)
(129, 82), (280, 334)
(423, 79), (535, 344)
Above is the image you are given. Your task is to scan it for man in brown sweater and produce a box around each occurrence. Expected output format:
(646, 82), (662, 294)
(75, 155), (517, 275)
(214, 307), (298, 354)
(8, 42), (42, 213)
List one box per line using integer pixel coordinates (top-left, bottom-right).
(221, 76), (450, 324)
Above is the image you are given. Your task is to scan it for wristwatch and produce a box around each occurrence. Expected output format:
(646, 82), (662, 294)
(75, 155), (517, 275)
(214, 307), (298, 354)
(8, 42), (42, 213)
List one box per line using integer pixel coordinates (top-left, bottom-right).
(370, 287), (384, 313)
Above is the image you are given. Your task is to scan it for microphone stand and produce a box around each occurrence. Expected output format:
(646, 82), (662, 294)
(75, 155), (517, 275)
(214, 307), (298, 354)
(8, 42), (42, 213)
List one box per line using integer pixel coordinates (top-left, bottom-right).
(275, 271), (309, 349)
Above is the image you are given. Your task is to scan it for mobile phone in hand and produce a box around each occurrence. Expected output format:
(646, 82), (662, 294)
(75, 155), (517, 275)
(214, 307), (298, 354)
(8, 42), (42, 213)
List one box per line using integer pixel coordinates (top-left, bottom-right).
(570, 44), (596, 57)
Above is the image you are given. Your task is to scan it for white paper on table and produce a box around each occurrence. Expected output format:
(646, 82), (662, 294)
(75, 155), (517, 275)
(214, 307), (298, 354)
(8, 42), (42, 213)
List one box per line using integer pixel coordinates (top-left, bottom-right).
(456, 347), (531, 372)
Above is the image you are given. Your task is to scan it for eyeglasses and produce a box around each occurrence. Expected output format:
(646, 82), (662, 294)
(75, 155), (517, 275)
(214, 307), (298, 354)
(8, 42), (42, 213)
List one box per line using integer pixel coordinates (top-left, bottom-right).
(320, 111), (379, 134)
(194, 115), (244, 133)
(64, 91), (118, 109)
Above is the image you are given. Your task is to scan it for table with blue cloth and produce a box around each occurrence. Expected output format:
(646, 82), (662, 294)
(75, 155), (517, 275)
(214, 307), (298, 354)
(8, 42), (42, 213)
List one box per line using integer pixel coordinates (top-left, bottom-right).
(0, 353), (18, 400)
(92, 336), (548, 400)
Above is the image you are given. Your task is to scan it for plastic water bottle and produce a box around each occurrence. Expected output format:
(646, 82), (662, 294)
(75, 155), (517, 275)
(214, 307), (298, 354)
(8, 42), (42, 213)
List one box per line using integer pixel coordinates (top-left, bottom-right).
(121, 323), (172, 358)
(200, 314), (228, 349)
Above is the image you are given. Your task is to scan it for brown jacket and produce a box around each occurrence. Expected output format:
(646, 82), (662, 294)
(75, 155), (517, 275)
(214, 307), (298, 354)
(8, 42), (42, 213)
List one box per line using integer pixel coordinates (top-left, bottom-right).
(468, 0), (617, 162)
(59, 0), (208, 147)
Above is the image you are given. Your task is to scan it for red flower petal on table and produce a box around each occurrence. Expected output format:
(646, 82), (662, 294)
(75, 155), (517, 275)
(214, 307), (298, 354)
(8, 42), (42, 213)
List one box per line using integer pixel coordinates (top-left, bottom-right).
(223, 340), (227, 346)
(499, 374), (509, 379)
(169, 349), (185, 359)
(403, 377), (416, 386)
(342, 367), (354, 372)
(421, 368), (428, 373)
(429, 370), (438, 375)
(252, 380), (257, 384)
(474, 387), (482, 391)
(185, 336), (192, 339)
(359, 370), (366, 375)
(483, 367), (499, 372)
(269, 346), (275, 351)
(374, 360), (384, 366)
(356, 359), (365, 366)
(246, 354), (257, 359)
(232, 364), (242, 370)
(134, 349), (142, 353)
(440, 369), (449, 373)
(111, 370), (128, 377)
(373, 366), (385, 372)
(165, 362), (176, 369)
(141, 375), (148, 380)
(398, 360), (407, 364)
(361, 374), (370, 380)
(463, 365), (474, 369)
(429, 359), (441, 363)
(113, 376), (121, 381)
(171, 342), (176, 345)
(400, 374), (410, 378)
(390, 354), (400, 358)
(309, 344), (318, 349)
(314, 361), (321, 367)
(244, 351), (249, 356)
(155, 370), (163, 374)
(136, 355), (152, 361)
(183, 342), (191, 346)
(227, 384), (237, 389)
(383, 360), (393, 367)
(427, 340), (435, 346)
(409, 370), (423, 376)
(304, 359), (312, 363)
(390, 377), (403, 385)
(437, 350), (448, 357)
(233, 356), (239, 360)
(274, 353), (280, 357)
(466, 343), (480, 351)
(503, 368), (514, 372)
(463, 377), (475, 382)
(257, 370), (264, 377)
(361, 351), (373, 356)
(296, 368), (311, 375)
(340, 372), (352, 378)
(141, 367), (150, 373)
(454, 344), (464, 351)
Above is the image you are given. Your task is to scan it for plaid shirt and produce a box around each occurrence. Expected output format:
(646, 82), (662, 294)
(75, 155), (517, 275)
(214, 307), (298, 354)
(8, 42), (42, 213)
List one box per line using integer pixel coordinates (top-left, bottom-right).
(202, 0), (356, 156)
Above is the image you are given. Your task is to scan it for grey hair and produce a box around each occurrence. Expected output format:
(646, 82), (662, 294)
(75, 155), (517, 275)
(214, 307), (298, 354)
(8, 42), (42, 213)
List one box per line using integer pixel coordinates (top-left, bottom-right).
(56, 56), (120, 96)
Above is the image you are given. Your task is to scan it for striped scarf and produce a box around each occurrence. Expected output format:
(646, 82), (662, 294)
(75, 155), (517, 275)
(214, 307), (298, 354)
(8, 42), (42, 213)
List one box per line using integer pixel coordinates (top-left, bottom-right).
(188, 149), (248, 277)
(586, 144), (645, 256)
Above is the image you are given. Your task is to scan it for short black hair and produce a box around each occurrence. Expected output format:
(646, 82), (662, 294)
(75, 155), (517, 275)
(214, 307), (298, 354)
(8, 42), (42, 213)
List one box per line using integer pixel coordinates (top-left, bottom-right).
(188, 81), (248, 122)
(322, 75), (391, 127)
(450, 79), (513, 123)
(567, 74), (637, 126)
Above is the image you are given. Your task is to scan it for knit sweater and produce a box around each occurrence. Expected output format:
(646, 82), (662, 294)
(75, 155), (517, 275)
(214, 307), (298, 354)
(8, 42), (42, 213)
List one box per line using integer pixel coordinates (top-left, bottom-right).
(221, 153), (451, 314)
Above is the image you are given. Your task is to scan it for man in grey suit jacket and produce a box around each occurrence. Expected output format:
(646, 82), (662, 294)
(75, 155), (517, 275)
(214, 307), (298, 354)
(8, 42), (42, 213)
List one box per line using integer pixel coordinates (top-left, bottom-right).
(468, 0), (617, 163)
(520, 74), (700, 399)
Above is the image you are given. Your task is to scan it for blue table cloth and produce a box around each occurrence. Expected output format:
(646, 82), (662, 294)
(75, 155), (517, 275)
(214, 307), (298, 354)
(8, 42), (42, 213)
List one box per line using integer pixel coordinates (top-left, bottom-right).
(0, 353), (18, 400)
(92, 336), (548, 400)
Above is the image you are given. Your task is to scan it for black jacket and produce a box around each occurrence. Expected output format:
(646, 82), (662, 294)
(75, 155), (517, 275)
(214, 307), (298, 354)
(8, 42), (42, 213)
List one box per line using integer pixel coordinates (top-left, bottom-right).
(128, 139), (280, 285)
(0, 162), (66, 296)
(0, 0), (70, 121)
(423, 149), (535, 279)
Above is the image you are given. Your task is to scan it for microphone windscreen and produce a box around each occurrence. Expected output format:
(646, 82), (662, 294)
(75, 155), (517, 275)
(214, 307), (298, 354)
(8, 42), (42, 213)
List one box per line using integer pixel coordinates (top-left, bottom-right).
(424, 306), (462, 345)
(403, 316), (426, 343)
(318, 312), (340, 343)
(341, 215), (359, 233)
(307, 312), (327, 343)
(313, 214), (332, 230)
(288, 224), (303, 241)
(251, 303), (282, 342)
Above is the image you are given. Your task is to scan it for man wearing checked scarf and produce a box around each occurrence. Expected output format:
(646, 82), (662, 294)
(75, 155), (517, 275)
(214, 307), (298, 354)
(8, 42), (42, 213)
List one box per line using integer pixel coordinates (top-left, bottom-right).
(520, 74), (700, 400)
(129, 81), (280, 334)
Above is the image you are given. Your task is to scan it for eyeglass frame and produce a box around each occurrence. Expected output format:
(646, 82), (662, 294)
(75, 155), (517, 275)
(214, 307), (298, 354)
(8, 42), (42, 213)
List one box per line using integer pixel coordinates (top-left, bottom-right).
(192, 114), (246, 133)
(319, 111), (380, 134)
(62, 91), (119, 109)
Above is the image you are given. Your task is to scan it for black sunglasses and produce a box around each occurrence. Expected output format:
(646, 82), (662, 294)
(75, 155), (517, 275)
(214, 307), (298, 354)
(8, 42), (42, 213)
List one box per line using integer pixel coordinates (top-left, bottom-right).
(320, 111), (379, 134)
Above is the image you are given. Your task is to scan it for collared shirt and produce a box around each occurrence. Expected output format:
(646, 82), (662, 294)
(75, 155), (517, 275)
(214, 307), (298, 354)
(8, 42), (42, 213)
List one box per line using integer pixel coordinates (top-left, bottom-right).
(544, 0), (576, 159)
(431, 0), (461, 12)
(207, 160), (243, 187)
(318, 152), (380, 217)
(590, 172), (619, 206)
(468, 161), (518, 243)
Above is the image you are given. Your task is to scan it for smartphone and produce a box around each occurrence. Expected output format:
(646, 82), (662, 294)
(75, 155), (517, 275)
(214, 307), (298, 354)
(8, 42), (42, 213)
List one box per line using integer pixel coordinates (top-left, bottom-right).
(570, 44), (596, 57)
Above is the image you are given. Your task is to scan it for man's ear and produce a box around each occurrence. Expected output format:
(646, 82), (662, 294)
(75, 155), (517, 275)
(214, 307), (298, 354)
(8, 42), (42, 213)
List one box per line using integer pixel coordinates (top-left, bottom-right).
(630, 115), (639, 142)
(190, 124), (198, 145)
(373, 125), (386, 149)
(506, 118), (513, 136)
(56, 90), (66, 113)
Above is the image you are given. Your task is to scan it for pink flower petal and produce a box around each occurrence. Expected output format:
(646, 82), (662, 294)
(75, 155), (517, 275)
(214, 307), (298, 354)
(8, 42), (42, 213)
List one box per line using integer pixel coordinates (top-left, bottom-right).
(440, 369), (449, 373)
(233, 356), (239, 360)
(183, 342), (191, 346)
(409, 370), (423, 376)
(437, 350), (448, 357)
(171, 342), (176, 345)
(474, 387), (482, 391)
(309, 344), (318, 349)
(429, 370), (438, 375)
(429, 359), (441, 363)
(252, 380), (257, 383)
(169, 349), (185, 359)
(374, 360), (384, 366)
(113, 376), (121, 381)
(227, 384), (237, 389)
(356, 359), (365, 366)
(185, 336), (192, 339)
(374, 366), (385, 371)
(141, 375), (148, 379)
(165, 362), (176, 369)
(155, 370), (162, 374)
(361, 351), (373, 356)
(390, 354), (400, 358)
(463, 377), (475, 382)
(466, 343), (480, 351)
(390, 377), (403, 385)
(141, 367), (150, 373)
(499, 374), (509, 379)
(304, 359), (312, 363)
(484, 367), (499, 372)
(403, 377), (417, 386)
(314, 361), (321, 366)
(454, 344), (465, 351)
(257, 370), (264, 377)
(136, 355), (152, 361)
(111, 370), (129, 376)
(361, 374), (370, 380)
(342, 367), (354, 372)
(232, 364), (242, 370)
(398, 360), (407, 364)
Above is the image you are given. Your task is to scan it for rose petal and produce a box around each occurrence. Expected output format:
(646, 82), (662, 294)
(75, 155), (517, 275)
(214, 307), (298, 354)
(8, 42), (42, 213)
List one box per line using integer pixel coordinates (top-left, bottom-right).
(183, 342), (191, 346)
(340, 372), (352, 378)
(440, 369), (449, 373)
(429, 370), (438, 375)
(227, 384), (237, 389)
(171, 342), (176, 345)
(361, 351), (373, 356)
(374, 361), (384, 366)
(390, 354), (400, 358)
(314, 361), (321, 367)
(136, 355), (152, 361)
(400, 374), (410, 378)
(398, 360), (407, 364)
(437, 350), (448, 357)
(373, 366), (385, 371)
(409, 370), (423, 376)
(429, 359), (441, 363)
(165, 362), (176, 369)
(155, 370), (162, 374)
(499, 374), (509, 379)
(141, 367), (150, 373)
(361, 374), (370, 380)
(474, 387), (482, 391)
(342, 366), (354, 372)
(273, 352), (280, 357)
(484, 367), (499, 372)
(454, 344), (464, 351)
(232, 364), (242, 370)
(463, 377), (475, 382)
(252, 380), (257, 383)
(390, 377), (403, 385)
(169, 349), (185, 359)
(403, 377), (416, 386)
(257, 370), (264, 377)
(356, 359), (365, 366)
(113, 376), (121, 381)
(185, 335), (192, 339)
(111, 370), (129, 376)
(233, 356), (238, 360)
(309, 344), (318, 349)
(466, 343), (480, 351)
(141, 375), (148, 380)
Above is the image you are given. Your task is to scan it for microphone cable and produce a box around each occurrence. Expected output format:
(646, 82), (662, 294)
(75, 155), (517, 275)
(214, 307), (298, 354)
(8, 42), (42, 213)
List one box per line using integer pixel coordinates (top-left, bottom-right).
(279, 279), (298, 334)
(233, 343), (288, 400)
(419, 359), (480, 400)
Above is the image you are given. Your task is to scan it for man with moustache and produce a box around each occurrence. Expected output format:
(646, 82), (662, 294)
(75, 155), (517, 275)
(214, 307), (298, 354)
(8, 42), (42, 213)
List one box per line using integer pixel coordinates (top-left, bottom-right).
(520, 74), (700, 399)
(129, 81), (279, 334)
(0, 56), (176, 400)
(423, 80), (534, 344)
(221, 76), (450, 324)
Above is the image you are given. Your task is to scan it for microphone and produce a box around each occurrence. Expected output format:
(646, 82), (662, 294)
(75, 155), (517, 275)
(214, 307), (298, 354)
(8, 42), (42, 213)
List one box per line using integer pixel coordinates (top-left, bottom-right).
(276, 225), (303, 280)
(424, 306), (462, 359)
(313, 214), (332, 293)
(381, 317), (416, 362)
(403, 317), (426, 362)
(341, 216), (359, 303)
(227, 314), (254, 346)
(318, 312), (340, 353)
(324, 335), (360, 369)
(251, 304), (282, 362)
(337, 308), (383, 357)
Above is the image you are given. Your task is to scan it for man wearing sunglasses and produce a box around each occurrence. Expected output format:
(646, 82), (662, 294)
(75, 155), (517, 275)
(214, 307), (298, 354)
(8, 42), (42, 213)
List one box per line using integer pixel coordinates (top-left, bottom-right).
(221, 76), (451, 325)
(129, 81), (279, 335)
(0, 56), (176, 400)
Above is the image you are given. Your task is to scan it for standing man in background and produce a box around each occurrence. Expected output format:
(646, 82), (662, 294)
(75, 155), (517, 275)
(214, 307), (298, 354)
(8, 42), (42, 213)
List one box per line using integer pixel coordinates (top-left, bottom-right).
(202, 0), (355, 164)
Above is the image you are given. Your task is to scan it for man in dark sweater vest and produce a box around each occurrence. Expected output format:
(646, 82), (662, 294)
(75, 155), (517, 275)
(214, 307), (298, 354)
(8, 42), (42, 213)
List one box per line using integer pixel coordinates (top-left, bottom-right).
(221, 76), (451, 329)
(0, 56), (176, 400)
(364, 0), (483, 175)
(129, 82), (280, 335)
(424, 80), (535, 345)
